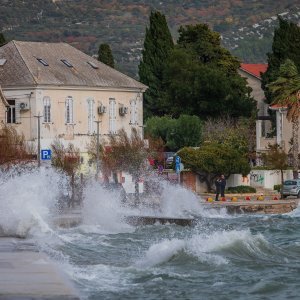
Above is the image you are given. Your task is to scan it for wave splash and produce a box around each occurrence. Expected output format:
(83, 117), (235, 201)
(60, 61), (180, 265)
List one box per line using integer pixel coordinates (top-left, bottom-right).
(0, 167), (227, 237)
(0, 168), (64, 237)
(136, 229), (272, 268)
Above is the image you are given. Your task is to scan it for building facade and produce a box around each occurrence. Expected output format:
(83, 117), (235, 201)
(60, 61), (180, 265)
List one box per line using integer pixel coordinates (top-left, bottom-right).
(0, 41), (147, 156)
(239, 63), (296, 160)
(239, 63), (276, 153)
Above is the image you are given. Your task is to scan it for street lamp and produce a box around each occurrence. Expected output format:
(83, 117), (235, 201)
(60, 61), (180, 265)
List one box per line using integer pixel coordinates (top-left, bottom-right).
(94, 120), (102, 179)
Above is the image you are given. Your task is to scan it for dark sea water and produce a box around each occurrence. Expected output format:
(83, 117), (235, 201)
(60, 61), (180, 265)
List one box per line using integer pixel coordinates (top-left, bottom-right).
(1, 168), (300, 300)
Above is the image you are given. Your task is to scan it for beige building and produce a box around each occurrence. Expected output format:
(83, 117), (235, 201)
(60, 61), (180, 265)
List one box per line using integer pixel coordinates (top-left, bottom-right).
(239, 63), (295, 156)
(239, 63), (276, 153)
(0, 41), (147, 159)
(0, 86), (9, 121)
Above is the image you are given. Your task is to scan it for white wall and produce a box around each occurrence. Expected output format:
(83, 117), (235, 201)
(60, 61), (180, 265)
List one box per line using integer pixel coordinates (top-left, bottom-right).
(227, 174), (250, 187)
(249, 169), (293, 189)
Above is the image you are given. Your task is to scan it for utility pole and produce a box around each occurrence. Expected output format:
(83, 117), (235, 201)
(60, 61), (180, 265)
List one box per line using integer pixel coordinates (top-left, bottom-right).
(95, 121), (102, 179)
(34, 113), (42, 167)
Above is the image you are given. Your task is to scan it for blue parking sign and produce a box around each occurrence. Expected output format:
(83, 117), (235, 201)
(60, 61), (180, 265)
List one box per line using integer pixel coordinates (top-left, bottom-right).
(41, 149), (52, 160)
(175, 156), (181, 174)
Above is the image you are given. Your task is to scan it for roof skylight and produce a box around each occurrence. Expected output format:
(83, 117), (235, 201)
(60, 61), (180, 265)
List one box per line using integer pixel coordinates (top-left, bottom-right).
(37, 58), (49, 66)
(61, 59), (73, 67)
(87, 61), (99, 69)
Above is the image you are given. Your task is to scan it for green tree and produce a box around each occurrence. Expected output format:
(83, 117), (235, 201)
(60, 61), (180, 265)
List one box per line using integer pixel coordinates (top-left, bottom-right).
(177, 24), (240, 73)
(262, 17), (300, 105)
(202, 116), (256, 155)
(260, 144), (288, 185)
(178, 142), (251, 192)
(0, 33), (5, 46)
(138, 10), (174, 119)
(145, 114), (202, 151)
(98, 43), (114, 68)
(267, 59), (300, 178)
(163, 24), (255, 119)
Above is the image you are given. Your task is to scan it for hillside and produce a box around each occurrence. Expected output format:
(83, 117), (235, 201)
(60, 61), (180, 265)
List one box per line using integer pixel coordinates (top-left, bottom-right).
(0, 0), (299, 77)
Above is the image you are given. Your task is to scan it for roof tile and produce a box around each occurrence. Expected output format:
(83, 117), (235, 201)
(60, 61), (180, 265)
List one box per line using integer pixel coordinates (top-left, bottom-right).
(0, 40), (147, 90)
(240, 63), (268, 79)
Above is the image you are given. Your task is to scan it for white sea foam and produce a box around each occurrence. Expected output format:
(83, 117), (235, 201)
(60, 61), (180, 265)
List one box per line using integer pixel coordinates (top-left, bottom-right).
(286, 204), (300, 217)
(81, 181), (134, 234)
(136, 229), (269, 268)
(135, 239), (185, 268)
(67, 263), (133, 293)
(0, 168), (62, 237)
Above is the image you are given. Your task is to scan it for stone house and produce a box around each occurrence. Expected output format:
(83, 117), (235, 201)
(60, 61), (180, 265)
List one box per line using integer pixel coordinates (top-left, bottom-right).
(0, 40), (147, 162)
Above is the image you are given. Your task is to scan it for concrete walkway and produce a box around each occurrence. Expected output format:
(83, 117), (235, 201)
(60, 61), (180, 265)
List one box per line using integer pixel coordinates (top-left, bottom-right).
(0, 238), (80, 300)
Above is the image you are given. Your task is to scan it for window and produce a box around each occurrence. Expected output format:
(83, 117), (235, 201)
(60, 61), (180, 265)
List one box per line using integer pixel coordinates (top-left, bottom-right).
(130, 100), (137, 124)
(87, 61), (99, 69)
(43, 97), (51, 123)
(87, 98), (94, 134)
(65, 96), (74, 124)
(6, 100), (16, 123)
(109, 98), (116, 134)
(37, 58), (49, 66)
(61, 59), (73, 67)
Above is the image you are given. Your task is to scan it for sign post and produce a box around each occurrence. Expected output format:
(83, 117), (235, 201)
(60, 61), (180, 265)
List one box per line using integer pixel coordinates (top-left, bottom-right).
(175, 155), (181, 184)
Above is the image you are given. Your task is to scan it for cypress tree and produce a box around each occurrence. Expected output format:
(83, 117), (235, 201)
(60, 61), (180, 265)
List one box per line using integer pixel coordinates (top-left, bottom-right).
(262, 17), (300, 104)
(138, 10), (174, 119)
(162, 24), (255, 119)
(97, 43), (114, 68)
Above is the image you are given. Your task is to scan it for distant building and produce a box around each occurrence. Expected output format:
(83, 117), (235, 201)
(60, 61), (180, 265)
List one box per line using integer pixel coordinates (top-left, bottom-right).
(239, 63), (275, 153)
(239, 63), (297, 157)
(0, 40), (147, 161)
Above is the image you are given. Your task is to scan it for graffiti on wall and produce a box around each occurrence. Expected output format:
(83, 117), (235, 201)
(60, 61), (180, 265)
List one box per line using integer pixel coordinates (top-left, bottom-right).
(250, 171), (264, 185)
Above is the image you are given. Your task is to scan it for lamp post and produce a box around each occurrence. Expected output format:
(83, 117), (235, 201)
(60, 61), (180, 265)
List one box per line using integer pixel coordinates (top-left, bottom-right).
(34, 113), (42, 167)
(94, 120), (102, 179)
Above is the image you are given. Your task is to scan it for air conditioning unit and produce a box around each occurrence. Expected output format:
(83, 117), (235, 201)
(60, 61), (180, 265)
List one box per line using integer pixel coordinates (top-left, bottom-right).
(98, 105), (106, 114)
(119, 106), (128, 116)
(19, 102), (29, 111)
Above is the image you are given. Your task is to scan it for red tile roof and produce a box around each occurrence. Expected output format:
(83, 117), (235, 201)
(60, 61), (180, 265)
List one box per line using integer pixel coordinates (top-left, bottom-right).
(269, 103), (288, 110)
(240, 63), (268, 79)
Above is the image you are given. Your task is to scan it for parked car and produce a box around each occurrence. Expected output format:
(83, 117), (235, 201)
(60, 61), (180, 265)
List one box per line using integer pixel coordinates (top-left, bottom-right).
(165, 156), (174, 168)
(281, 179), (300, 198)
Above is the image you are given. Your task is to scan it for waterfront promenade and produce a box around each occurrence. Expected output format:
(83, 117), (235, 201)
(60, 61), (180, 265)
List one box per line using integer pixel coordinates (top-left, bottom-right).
(0, 238), (80, 299)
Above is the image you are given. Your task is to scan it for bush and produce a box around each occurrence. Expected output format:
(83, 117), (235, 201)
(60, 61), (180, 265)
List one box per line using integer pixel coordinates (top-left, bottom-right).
(273, 184), (282, 192)
(226, 185), (256, 193)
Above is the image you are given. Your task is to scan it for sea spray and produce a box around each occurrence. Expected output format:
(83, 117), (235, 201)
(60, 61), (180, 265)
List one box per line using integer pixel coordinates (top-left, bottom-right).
(80, 180), (134, 234)
(0, 167), (63, 237)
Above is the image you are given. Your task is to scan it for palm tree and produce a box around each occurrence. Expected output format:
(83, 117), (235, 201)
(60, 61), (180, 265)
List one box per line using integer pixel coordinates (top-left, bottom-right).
(268, 59), (300, 178)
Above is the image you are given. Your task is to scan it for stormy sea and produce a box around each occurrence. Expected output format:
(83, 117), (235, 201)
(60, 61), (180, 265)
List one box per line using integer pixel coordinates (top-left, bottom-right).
(0, 168), (300, 300)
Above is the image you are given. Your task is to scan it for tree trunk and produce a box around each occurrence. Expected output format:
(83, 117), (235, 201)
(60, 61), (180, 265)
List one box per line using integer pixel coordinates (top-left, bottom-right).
(292, 117), (299, 179)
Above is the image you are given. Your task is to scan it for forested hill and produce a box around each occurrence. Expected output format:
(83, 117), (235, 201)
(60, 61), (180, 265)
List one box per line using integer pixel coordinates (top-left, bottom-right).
(0, 0), (299, 77)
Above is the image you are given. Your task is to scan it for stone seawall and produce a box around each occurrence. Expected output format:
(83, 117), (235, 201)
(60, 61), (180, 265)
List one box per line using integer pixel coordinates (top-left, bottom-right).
(204, 199), (299, 214)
